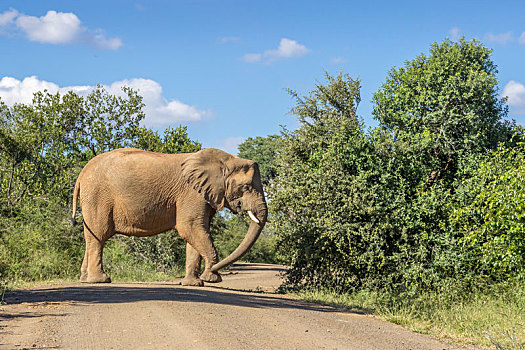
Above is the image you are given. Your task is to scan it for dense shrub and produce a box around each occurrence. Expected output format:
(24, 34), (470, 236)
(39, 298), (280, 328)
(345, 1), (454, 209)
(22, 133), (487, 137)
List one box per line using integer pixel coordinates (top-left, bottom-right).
(451, 139), (525, 279)
(270, 38), (517, 297)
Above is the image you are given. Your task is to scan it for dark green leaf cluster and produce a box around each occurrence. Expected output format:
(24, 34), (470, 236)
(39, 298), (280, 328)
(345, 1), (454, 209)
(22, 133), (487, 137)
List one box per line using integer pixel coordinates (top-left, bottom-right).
(270, 39), (519, 297)
(451, 137), (525, 277)
(373, 38), (513, 186)
(238, 135), (281, 186)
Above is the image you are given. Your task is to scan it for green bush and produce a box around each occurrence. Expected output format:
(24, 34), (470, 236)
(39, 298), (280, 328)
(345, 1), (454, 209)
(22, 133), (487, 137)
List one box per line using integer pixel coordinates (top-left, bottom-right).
(270, 38), (517, 298)
(0, 200), (84, 282)
(451, 139), (525, 279)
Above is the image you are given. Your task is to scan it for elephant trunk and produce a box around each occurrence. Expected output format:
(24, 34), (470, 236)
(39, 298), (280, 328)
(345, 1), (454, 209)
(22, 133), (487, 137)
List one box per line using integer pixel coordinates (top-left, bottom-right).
(210, 203), (267, 272)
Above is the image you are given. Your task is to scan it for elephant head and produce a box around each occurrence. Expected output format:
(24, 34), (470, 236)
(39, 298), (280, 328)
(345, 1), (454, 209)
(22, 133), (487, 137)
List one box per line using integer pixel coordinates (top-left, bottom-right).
(181, 148), (268, 272)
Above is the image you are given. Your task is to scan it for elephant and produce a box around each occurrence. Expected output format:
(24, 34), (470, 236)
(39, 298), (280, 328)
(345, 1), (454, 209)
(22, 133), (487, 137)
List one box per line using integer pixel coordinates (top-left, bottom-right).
(71, 147), (268, 286)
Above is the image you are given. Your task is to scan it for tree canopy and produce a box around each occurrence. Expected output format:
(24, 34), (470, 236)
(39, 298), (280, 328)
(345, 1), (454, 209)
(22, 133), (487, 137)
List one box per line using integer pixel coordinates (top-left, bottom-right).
(269, 39), (519, 296)
(237, 135), (281, 186)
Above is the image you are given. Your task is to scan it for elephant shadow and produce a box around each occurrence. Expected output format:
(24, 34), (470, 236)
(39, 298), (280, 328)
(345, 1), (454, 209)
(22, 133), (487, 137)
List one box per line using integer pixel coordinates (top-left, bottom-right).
(3, 284), (371, 315)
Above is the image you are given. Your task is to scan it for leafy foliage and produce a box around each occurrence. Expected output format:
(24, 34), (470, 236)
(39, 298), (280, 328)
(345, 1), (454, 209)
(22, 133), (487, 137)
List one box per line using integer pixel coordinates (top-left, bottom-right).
(237, 135), (281, 185)
(269, 73), (385, 291)
(451, 139), (525, 276)
(0, 86), (145, 213)
(373, 38), (512, 186)
(271, 39), (518, 297)
(134, 126), (201, 154)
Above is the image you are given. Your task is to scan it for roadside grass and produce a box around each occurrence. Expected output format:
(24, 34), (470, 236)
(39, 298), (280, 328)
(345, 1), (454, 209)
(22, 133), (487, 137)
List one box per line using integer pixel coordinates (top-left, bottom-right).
(294, 284), (525, 349)
(0, 235), (185, 291)
(103, 238), (185, 282)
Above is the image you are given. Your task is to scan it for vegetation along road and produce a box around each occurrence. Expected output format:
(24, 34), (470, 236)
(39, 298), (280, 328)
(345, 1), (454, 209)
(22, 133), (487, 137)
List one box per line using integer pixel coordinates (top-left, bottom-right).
(0, 263), (468, 350)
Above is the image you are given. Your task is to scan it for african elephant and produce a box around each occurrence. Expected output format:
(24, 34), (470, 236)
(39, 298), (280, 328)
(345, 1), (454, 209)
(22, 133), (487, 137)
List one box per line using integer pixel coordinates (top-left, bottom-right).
(71, 148), (268, 286)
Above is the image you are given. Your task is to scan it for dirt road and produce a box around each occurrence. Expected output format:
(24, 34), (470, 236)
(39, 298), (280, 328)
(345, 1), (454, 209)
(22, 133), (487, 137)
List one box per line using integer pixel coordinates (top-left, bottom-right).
(1, 264), (468, 350)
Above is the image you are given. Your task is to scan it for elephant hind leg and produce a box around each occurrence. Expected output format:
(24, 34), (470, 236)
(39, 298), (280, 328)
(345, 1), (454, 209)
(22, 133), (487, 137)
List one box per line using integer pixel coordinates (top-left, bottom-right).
(82, 223), (112, 283)
(80, 249), (88, 282)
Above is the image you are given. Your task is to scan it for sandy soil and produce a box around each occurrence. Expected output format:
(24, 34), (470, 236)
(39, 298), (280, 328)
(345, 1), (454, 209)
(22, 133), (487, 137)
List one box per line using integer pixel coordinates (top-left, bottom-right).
(0, 263), (473, 350)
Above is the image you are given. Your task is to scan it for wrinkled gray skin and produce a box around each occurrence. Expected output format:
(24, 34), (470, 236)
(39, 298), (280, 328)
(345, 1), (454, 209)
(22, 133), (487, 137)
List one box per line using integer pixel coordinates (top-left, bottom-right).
(71, 148), (268, 286)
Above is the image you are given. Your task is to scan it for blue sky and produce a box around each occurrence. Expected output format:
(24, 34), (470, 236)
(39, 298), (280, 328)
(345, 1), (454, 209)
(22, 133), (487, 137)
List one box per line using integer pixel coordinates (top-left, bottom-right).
(1, 0), (524, 153)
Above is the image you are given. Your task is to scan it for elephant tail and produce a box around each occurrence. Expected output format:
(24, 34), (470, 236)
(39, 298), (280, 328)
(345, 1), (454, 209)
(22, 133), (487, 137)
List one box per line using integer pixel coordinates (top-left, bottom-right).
(71, 179), (80, 226)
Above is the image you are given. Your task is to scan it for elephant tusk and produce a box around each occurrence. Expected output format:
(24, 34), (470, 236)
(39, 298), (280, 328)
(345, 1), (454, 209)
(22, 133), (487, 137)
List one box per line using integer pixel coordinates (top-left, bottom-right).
(247, 210), (260, 224)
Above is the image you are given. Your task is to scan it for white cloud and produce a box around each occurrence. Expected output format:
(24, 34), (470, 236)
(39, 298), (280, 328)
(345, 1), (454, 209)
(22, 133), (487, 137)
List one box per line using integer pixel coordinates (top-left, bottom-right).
(242, 53), (262, 63)
(483, 32), (513, 45)
(218, 36), (240, 44)
(0, 76), (60, 105)
(450, 27), (461, 40)
(244, 38), (310, 64)
(106, 78), (213, 126)
(519, 32), (525, 45)
(503, 80), (525, 113)
(0, 9), (122, 50)
(0, 9), (18, 26)
(331, 57), (347, 64)
(16, 10), (81, 44)
(266, 38), (309, 59)
(209, 137), (245, 154)
(0, 76), (213, 128)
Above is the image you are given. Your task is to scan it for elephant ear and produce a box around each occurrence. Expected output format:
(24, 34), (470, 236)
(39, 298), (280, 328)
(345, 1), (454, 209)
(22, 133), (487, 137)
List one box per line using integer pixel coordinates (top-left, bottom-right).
(181, 148), (235, 210)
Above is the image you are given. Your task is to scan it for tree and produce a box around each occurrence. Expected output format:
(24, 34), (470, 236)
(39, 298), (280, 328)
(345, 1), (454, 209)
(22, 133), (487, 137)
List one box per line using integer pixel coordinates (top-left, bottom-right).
(268, 73), (390, 291)
(0, 86), (145, 213)
(368, 38), (516, 293)
(134, 126), (201, 154)
(373, 38), (513, 187)
(270, 39), (516, 296)
(237, 135), (281, 186)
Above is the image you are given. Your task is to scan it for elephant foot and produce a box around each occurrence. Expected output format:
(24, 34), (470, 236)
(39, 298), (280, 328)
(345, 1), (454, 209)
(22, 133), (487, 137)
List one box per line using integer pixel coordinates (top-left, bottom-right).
(80, 273), (88, 282)
(181, 276), (204, 286)
(84, 273), (111, 283)
(200, 270), (222, 283)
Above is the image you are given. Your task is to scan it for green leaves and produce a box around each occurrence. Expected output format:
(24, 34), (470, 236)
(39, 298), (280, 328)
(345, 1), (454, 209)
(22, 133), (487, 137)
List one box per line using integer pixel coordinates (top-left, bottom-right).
(238, 135), (281, 186)
(373, 38), (512, 187)
(269, 73), (384, 291)
(271, 39), (519, 297)
(134, 126), (201, 154)
(451, 139), (525, 276)
(0, 86), (146, 211)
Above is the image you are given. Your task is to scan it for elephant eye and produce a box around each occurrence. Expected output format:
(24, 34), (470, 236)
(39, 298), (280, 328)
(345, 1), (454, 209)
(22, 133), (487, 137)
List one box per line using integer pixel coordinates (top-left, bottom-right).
(241, 184), (251, 191)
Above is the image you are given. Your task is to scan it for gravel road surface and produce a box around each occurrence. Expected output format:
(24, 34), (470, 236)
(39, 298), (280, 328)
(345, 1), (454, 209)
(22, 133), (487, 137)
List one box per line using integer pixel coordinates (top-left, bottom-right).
(0, 263), (470, 349)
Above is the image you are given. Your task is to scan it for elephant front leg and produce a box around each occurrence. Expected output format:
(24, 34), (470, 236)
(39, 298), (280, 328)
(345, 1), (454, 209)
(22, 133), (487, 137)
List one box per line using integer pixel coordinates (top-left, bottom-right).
(200, 269), (222, 283)
(177, 222), (222, 285)
(181, 243), (204, 286)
